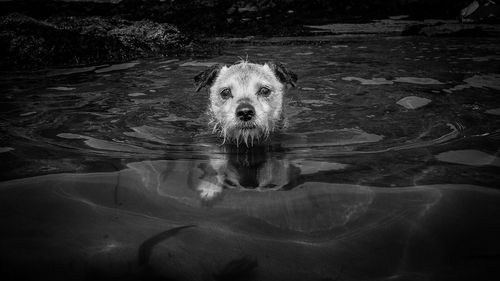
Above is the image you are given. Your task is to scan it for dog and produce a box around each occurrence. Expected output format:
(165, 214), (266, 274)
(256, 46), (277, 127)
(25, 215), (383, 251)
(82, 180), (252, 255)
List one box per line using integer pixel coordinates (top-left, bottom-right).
(192, 60), (298, 201)
(194, 60), (297, 146)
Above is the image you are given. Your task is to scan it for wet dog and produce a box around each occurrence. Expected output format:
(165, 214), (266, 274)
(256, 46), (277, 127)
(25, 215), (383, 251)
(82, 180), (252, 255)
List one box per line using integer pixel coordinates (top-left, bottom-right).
(193, 60), (298, 201)
(194, 60), (297, 146)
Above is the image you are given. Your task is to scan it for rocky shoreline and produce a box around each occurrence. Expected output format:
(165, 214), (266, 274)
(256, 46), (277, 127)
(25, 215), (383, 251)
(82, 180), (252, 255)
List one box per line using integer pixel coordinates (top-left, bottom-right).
(0, 13), (215, 69)
(1, 0), (498, 70)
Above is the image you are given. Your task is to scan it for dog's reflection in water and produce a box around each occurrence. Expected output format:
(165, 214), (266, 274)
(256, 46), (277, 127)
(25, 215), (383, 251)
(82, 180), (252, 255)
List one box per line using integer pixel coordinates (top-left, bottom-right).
(196, 145), (299, 202)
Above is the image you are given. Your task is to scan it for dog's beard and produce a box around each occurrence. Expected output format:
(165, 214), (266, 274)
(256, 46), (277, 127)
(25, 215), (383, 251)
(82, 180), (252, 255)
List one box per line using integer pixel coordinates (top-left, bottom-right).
(209, 116), (271, 147)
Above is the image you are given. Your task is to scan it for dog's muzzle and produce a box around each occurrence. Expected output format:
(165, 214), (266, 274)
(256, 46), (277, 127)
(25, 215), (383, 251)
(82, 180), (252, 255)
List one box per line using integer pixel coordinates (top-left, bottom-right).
(236, 103), (255, 122)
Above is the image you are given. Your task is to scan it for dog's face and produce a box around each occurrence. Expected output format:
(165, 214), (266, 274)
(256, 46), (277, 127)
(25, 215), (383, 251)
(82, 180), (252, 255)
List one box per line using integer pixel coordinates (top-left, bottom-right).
(195, 61), (297, 146)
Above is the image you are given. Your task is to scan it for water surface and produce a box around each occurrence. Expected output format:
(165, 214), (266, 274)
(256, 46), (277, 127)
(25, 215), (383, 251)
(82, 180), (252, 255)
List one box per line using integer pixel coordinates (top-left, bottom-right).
(1, 35), (499, 280)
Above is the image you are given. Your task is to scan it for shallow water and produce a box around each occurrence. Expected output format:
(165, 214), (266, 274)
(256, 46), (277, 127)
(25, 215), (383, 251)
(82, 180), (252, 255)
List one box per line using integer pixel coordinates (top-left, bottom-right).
(1, 35), (500, 280)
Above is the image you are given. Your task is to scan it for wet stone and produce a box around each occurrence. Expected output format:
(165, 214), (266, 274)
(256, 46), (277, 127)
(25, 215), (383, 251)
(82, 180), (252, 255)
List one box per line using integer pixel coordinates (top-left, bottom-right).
(396, 96), (432, 109)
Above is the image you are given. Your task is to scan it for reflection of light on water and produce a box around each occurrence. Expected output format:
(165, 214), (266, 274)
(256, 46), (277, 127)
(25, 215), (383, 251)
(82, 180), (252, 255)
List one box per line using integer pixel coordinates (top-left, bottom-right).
(443, 73), (500, 93)
(122, 160), (445, 233)
(54, 185), (101, 209)
(128, 92), (146, 97)
(342, 76), (393, 85)
(96, 241), (122, 254)
(342, 76), (443, 85)
(396, 96), (432, 109)
(94, 62), (140, 73)
(393, 77), (443, 85)
(291, 160), (348, 174)
(436, 149), (500, 167)
(283, 128), (384, 148)
(0, 147), (14, 153)
(57, 132), (159, 155)
(485, 108), (500, 116)
(47, 86), (76, 91)
(179, 61), (218, 67)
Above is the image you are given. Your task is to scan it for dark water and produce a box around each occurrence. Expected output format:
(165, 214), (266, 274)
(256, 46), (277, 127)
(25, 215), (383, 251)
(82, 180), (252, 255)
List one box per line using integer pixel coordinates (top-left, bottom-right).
(1, 35), (500, 280)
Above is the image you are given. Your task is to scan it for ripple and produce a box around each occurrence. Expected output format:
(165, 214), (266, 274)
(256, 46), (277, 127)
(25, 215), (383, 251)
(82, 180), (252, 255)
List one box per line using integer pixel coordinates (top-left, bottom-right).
(343, 76), (444, 85)
(180, 61), (219, 67)
(46, 66), (97, 77)
(282, 128), (384, 148)
(0, 147), (14, 153)
(342, 77), (393, 85)
(485, 108), (500, 115)
(443, 74), (500, 93)
(393, 77), (444, 85)
(0, 160), (445, 235)
(291, 160), (348, 174)
(19, 111), (37, 116)
(94, 62), (140, 73)
(57, 132), (158, 154)
(47, 86), (76, 91)
(128, 92), (146, 97)
(436, 150), (500, 167)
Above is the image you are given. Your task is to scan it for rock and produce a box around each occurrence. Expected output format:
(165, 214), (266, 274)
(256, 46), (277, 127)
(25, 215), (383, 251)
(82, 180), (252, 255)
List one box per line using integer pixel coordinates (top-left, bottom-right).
(396, 96), (432, 109)
(461, 1), (481, 22)
(460, 0), (500, 23)
(0, 13), (195, 69)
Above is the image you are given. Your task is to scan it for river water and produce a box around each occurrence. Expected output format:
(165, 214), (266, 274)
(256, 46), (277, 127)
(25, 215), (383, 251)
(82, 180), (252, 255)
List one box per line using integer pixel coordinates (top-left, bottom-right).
(1, 35), (499, 280)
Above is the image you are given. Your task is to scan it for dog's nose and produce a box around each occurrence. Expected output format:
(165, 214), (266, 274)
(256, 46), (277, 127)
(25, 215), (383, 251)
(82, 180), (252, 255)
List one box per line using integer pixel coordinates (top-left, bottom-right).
(236, 103), (255, 121)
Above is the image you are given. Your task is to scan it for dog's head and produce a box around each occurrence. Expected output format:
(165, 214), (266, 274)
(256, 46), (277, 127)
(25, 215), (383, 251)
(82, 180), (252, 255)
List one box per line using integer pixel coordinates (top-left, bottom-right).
(194, 61), (297, 146)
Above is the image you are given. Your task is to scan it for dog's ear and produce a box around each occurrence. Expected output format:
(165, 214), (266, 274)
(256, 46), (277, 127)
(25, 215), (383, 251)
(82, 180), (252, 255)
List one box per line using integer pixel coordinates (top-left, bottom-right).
(266, 61), (298, 87)
(194, 64), (223, 92)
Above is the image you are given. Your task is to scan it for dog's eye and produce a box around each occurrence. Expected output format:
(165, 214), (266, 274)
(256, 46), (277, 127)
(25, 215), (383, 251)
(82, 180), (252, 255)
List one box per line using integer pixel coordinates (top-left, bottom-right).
(220, 88), (232, 100)
(257, 87), (271, 97)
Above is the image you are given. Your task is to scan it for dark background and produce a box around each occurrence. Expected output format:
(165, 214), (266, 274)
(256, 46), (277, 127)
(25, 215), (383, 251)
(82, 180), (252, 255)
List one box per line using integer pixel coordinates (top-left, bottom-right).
(1, 0), (497, 69)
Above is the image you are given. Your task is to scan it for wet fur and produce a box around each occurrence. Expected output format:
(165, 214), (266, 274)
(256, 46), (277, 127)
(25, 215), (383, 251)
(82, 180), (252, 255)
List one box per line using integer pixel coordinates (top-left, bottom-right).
(195, 60), (297, 146)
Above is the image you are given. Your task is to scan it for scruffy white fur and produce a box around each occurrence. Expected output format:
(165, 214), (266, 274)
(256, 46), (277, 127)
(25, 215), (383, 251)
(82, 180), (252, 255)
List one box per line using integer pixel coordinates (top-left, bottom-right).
(208, 62), (285, 146)
(193, 60), (297, 201)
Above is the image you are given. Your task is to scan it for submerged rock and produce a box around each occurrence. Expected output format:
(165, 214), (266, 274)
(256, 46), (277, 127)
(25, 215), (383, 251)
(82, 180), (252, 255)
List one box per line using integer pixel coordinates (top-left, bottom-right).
(396, 96), (432, 109)
(0, 13), (195, 69)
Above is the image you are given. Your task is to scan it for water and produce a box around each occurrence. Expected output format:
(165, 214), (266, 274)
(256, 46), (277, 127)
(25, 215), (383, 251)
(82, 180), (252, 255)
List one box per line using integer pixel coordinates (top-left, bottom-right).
(1, 35), (500, 280)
